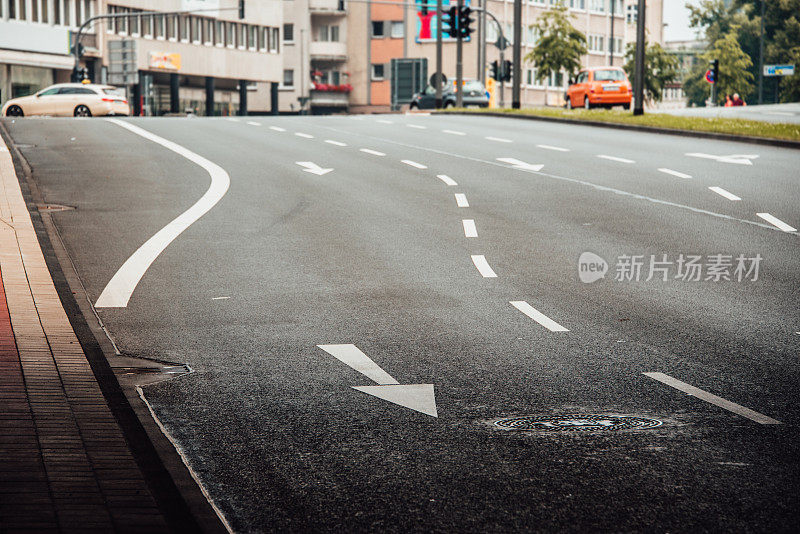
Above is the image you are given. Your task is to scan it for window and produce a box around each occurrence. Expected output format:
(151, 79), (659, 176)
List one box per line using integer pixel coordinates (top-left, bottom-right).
(372, 63), (385, 80)
(283, 69), (294, 88)
(283, 23), (294, 42)
(142, 15), (152, 37)
(610, 0), (622, 13)
(594, 69), (625, 81)
(270, 28), (280, 52)
(32, 0), (39, 22)
(249, 25), (257, 49)
(166, 15), (176, 40)
(569, 0), (585, 9)
(331, 25), (340, 42)
(227, 22), (235, 46)
(203, 19), (212, 44)
(372, 21), (384, 38)
(130, 13), (140, 36)
(317, 25), (329, 42)
(54, 0), (61, 24)
(259, 26), (266, 50)
(626, 4), (637, 24)
(155, 15), (165, 39)
(192, 17), (200, 43)
(39, 87), (61, 96)
(179, 16), (188, 41)
(238, 24), (245, 48)
(390, 21), (403, 38)
(589, 0), (604, 12)
(216, 21), (224, 45)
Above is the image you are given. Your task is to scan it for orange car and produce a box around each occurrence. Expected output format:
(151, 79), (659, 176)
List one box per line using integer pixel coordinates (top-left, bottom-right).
(565, 67), (632, 110)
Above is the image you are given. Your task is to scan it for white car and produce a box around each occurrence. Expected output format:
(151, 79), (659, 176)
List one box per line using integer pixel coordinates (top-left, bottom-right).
(2, 83), (130, 117)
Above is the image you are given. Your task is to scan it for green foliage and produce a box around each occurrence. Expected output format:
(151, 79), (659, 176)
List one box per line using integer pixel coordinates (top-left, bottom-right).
(623, 42), (681, 102)
(524, 2), (587, 85)
(682, 28), (755, 106)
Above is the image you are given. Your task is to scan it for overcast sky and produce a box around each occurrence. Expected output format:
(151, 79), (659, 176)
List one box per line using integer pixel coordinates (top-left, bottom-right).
(663, 0), (702, 42)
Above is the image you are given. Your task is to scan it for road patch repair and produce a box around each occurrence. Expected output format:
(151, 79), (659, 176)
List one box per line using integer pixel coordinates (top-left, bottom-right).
(492, 414), (663, 432)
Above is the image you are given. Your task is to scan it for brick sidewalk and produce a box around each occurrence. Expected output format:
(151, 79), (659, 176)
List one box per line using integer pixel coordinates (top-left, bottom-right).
(0, 138), (171, 532)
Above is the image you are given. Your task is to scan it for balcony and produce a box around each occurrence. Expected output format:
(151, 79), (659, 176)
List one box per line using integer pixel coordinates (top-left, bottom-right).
(309, 41), (347, 61)
(309, 0), (346, 14)
(310, 90), (349, 108)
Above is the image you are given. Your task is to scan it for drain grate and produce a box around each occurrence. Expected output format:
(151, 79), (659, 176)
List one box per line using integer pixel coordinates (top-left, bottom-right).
(494, 414), (662, 432)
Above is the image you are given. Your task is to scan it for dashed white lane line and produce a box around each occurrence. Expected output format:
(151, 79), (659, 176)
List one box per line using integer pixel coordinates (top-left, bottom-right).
(536, 144), (569, 152)
(360, 148), (386, 156)
(377, 119), (394, 124)
(485, 136), (512, 143)
(438, 174), (458, 186)
(643, 372), (781, 425)
(708, 186), (741, 201)
(246, 121), (261, 126)
(443, 129), (466, 136)
(270, 126), (286, 132)
(295, 132), (314, 138)
(325, 140), (347, 146)
(407, 124), (427, 129)
(471, 255), (497, 278)
(211, 296), (230, 300)
(658, 168), (692, 179)
(462, 219), (478, 237)
(402, 159), (427, 169)
(597, 154), (635, 164)
(756, 213), (797, 232)
(509, 301), (569, 332)
(454, 193), (469, 207)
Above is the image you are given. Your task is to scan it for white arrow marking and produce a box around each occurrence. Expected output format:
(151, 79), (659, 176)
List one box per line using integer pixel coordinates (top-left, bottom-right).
(296, 161), (333, 176)
(686, 152), (758, 165)
(317, 344), (438, 417)
(497, 157), (544, 172)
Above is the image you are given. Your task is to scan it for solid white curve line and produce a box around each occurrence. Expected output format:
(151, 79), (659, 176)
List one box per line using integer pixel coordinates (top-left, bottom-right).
(269, 126), (286, 132)
(708, 186), (741, 201)
(537, 144), (569, 152)
(295, 132), (314, 138)
(462, 219), (477, 237)
(597, 154), (634, 163)
(402, 160), (427, 169)
(658, 168), (692, 179)
(246, 121), (261, 126)
(471, 255), (497, 278)
(643, 372), (781, 424)
(509, 301), (569, 332)
(437, 174), (458, 186)
(756, 213), (797, 232)
(360, 148), (385, 156)
(317, 344), (399, 385)
(454, 193), (469, 207)
(96, 120), (230, 308)
(485, 136), (512, 143)
(407, 124), (427, 129)
(443, 129), (466, 136)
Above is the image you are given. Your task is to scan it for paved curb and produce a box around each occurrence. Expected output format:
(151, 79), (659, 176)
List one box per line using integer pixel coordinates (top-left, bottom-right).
(436, 111), (800, 150)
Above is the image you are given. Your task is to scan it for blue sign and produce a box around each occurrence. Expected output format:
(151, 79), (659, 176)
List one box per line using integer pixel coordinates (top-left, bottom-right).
(763, 64), (795, 76)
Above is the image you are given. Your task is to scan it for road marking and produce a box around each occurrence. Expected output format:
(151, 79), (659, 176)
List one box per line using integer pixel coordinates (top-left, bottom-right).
(536, 144), (570, 152)
(462, 219), (478, 237)
(443, 129), (466, 136)
(246, 121), (261, 126)
(401, 159), (427, 169)
(407, 124), (427, 129)
(497, 157), (544, 171)
(437, 174), (458, 186)
(756, 212), (797, 232)
(269, 126), (286, 132)
(485, 136), (512, 143)
(454, 193), (469, 207)
(360, 148), (386, 156)
(325, 139), (347, 146)
(96, 120), (230, 308)
(377, 119), (393, 124)
(643, 372), (781, 425)
(296, 161), (333, 176)
(510, 301), (569, 332)
(226, 118), (239, 122)
(708, 186), (741, 201)
(471, 255), (497, 277)
(658, 168), (692, 179)
(686, 152), (758, 165)
(317, 344), (437, 417)
(211, 296), (230, 300)
(597, 154), (634, 163)
(295, 132), (314, 138)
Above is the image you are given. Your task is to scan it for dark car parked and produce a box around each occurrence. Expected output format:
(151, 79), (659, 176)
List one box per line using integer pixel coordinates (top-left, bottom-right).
(410, 80), (489, 110)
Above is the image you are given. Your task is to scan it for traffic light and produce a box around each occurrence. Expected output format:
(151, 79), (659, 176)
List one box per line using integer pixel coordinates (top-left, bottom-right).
(710, 59), (719, 84)
(238, 0), (245, 19)
(490, 60), (499, 80)
(442, 6), (458, 38)
(502, 60), (512, 82)
(458, 6), (475, 39)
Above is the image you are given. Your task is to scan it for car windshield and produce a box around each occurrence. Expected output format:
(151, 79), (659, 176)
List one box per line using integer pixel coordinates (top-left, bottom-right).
(103, 88), (126, 97)
(594, 69), (625, 82)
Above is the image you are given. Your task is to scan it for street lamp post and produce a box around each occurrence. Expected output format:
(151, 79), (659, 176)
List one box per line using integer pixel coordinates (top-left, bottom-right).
(632, 0), (646, 115)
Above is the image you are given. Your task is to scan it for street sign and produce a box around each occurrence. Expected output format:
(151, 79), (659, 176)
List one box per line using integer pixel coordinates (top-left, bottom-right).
(763, 64), (795, 76)
(108, 39), (138, 85)
(705, 69), (715, 83)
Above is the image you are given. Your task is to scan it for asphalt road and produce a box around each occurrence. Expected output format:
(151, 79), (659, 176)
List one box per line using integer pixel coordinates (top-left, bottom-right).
(3, 113), (799, 533)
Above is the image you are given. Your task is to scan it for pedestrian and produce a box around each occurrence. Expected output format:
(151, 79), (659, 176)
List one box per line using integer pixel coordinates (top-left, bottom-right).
(724, 94), (733, 107)
(732, 93), (746, 106)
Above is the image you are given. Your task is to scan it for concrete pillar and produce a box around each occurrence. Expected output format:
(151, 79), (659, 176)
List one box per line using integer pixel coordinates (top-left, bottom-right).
(170, 73), (180, 114)
(270, 82), (279, 115)
(238, 80), (248, 116)
(205, 77), (215, 116)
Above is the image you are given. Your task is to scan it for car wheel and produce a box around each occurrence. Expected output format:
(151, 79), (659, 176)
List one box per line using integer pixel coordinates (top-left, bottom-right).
(74, 105), (92, 117)
(583, 96), (591, 110)
(565, 98), (573, 110)
(6, 105), (23, 117)
(410, 103), (418, 110)
(444, 101), (454, 109)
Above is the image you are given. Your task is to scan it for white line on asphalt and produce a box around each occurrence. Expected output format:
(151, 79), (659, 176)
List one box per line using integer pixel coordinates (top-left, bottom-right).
(407, 124), (427, 129)
(360, 148), (386, 156)
(643, 372), (781, 425)
(597, 154), (635, 163)
(295, 132), (314, 138)
(317, 344), (399, 385)
(402, 159), (427, 169)
(246, 121), (261, 126)
(536, 144), (570, 152)
(454, 193), (469, 207)
(96, 120), (230, 308)
(325, 140), (347, 146)
(377, 120), (394, 124)
(471, 255), (497, 277)
(269, 126), (286, 132)
(443, 129), (466, 136)
(509, 301), (569, 332)
(708, 186), (741, 201)
(462, 219), (478, 237)
(658, 168), (692, 179)
(485, 136), (512, 143)
(211, 296), (230, 300)
(756, 212), (797, 232)
(437, 174), (458, 186)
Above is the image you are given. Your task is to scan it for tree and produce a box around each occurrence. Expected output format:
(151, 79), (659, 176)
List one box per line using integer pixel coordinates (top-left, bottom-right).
(706, 28), (755, 104)
(623, 42), (680, 103)
(524, 2), (587, 105)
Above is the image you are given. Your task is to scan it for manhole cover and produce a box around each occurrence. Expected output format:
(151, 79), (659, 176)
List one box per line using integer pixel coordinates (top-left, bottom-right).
(494, 414), (662, 432)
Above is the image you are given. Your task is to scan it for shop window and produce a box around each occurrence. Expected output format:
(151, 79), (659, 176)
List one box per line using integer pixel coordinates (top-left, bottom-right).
(283, 69), (294, 88)
(283, 23), (294, 42)
(371, 21), (384, 38)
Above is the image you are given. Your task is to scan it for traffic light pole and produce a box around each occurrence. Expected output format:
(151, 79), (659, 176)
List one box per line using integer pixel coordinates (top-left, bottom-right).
(456, 0), (464, 108)
(435, 0), (443, 108)
(511, 0), (521, 109)
(632, 0), (646, 115)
